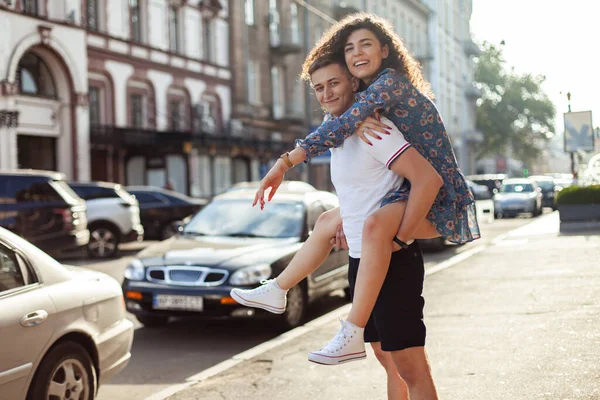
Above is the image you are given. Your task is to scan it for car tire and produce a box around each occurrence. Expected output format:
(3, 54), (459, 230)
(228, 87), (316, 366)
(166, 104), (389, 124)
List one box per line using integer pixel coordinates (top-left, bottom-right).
(277, 283), (307, 331)
(27, 341), (97, 400)
(160, 221), (181, 241)
(343, 286), (352, 301)
(87, 224), (120, 258)
(136, 315), (170, 327)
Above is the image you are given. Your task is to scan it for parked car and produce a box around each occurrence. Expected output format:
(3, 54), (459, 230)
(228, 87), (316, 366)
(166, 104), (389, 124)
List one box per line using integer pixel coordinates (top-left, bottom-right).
(69, 181), (144, 258)
(126, 186), (207, 240)
(528, 175), (559, 210)
(493, 178), (543, 218)
(0, 170), (89, 256)
(122, 189), (349, 330)
(0, 227), (133, 399)
(467, 180), (495, 224)
(466, 174), (508, 195)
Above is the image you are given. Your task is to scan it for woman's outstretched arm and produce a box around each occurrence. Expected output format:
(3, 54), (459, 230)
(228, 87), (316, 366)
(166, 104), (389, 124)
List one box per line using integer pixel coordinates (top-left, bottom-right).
(297, 68), (411, 161)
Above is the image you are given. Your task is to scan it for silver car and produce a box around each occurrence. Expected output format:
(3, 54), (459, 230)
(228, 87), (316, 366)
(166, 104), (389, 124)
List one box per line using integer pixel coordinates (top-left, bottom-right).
(0, 227), (134, 399)
(493, 178), (543, 218)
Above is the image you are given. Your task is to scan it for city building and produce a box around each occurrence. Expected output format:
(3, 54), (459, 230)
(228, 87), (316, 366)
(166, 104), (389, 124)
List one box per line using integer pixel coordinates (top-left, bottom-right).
(1, 0), (289, 197)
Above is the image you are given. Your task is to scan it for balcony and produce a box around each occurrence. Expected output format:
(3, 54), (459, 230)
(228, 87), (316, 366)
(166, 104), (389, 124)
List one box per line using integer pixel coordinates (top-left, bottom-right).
(463, 39), (481, 57)
(269, 27), (303, 54)
(465, 84), (482, 99)
(90, 125), (291, 154)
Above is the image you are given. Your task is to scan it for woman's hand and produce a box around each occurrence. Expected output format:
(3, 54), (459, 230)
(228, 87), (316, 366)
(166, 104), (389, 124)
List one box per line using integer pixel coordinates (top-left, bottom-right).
(253, 161), (287, 209)
(355, 114), (391, 146)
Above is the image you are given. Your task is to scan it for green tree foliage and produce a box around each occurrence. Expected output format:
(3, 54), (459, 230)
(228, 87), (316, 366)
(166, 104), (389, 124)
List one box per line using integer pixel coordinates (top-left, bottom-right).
(474, 43), (556, 166)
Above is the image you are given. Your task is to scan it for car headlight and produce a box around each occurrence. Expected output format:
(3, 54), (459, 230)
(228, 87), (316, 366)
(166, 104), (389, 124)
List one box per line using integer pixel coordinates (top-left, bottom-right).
(124, 259), (145, 281)
(230, 264), (272, 285)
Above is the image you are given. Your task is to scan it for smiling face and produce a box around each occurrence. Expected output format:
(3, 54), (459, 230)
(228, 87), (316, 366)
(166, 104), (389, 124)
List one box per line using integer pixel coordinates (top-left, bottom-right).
(344, 28), (389, 85)
(310, 63), (359, 117)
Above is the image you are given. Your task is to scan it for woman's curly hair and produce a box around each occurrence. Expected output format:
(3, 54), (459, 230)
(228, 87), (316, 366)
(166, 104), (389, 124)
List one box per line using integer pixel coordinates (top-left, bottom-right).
(301, 12), (434, 99)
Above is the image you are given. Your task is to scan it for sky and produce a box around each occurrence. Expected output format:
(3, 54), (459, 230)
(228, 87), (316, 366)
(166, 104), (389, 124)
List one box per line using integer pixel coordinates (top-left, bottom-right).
(470, 0), (599, 140)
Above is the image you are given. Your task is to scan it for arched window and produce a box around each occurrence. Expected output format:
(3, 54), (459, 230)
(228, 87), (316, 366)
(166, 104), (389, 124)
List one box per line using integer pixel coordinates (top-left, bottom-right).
(17, 53), (56, 97)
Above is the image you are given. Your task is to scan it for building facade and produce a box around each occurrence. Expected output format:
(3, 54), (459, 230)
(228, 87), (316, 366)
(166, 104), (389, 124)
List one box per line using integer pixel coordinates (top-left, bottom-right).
(1, 0), (290, 198)
(0, 2), (90, 180)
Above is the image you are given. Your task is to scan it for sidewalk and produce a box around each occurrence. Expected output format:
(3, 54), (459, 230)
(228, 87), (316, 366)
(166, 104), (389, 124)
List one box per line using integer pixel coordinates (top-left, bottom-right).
(160, 214), (600, 400)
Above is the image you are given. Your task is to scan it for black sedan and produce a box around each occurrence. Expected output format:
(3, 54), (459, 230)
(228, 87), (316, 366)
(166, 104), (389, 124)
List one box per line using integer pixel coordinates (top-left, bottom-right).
(126, 186), (207, 240)
(122, 189), (349, 330)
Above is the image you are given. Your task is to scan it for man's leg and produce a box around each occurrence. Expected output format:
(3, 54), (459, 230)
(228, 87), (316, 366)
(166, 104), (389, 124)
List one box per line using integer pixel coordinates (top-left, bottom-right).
(230, 207), (341, 313)
(348, 201), (439, 328)
(371, 342), (409, 400)
(390, 346), (438, 400)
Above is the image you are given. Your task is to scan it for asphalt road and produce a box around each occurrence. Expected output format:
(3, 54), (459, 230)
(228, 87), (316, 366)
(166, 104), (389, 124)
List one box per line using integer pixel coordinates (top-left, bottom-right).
(62, 211), (552, 400)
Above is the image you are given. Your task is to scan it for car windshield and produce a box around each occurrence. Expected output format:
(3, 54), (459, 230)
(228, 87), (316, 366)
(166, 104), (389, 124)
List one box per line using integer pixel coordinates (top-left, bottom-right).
(500, 183), (534, 193)
(533, 180), (554, 191)
(183, 199), (305, 238)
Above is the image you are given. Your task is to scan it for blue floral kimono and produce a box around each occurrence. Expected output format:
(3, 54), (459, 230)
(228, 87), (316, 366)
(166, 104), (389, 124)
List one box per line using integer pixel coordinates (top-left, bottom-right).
(296, 68), (480, 243)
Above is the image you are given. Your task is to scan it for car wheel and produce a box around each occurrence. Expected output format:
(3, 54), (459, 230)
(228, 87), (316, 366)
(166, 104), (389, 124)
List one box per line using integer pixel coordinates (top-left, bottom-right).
(27, 342), (96, 400)
(277, 284), (307, 331)
(137, 315), (170, 327)
(160, 221), (181, 241)
(87, 225), (120, 258)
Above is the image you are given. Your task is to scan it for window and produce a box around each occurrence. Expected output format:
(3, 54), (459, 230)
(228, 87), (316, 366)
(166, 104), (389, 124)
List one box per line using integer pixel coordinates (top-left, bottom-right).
(17, 53), (56, 97)
(194, 101), (216, 134)
(22, 0), (38, 16)
(130, 192), (163, 204)
(169, 6), (180, 53)
(89, 87), (101, 126)
(271, 66), (284, 119)
(290, 3), (300, 45)
(203, 19), (214, 63)
(244, 0), (255, 25)
(70, 185), (119, 200)
(87, 0), (99, 30)
(247, 60), (260, 105)
(0, 245), (24, 293)
(169, 100), (183, 131)
(130, 0), (142, 43)
(130, 94), (144, 128)
(10, 178), (62, 203)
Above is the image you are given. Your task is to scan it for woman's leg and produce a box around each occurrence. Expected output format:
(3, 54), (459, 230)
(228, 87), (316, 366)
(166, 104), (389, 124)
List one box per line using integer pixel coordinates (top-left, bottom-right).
(276, 207), (341, 289)
(371, 342), (409, 400)
(347, 201), (439, 327)
(230, 207), (341, 313)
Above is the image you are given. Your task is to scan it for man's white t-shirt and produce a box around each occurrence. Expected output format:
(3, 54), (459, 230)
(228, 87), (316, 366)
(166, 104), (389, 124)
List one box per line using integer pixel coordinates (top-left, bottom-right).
(330, 116), (411, 258)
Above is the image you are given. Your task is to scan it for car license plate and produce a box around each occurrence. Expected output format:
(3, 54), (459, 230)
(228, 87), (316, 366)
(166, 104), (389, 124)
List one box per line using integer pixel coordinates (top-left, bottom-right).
(153, 295), (203, 311)
(507, 204), (522, 210)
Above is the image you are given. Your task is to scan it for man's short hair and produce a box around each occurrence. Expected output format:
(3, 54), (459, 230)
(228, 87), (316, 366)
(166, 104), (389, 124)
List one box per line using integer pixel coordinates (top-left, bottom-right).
(307, 55), (351, 79)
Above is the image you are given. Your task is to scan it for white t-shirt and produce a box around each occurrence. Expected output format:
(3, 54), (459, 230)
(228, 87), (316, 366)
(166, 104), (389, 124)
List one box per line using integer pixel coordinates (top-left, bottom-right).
(330, 116), (411, 258)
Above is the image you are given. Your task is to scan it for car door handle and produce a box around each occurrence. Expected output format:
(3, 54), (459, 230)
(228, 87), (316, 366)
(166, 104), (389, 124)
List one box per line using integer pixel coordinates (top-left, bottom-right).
(20, 310), (48, 327)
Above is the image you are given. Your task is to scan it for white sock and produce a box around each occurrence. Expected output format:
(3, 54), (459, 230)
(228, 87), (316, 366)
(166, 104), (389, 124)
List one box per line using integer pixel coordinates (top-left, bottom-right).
(271, 279), (287, 292)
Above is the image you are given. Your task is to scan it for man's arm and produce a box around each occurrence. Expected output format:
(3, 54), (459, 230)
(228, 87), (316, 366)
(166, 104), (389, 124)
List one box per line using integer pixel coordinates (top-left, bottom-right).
(297, 69), (411, 161)
(366, 119), (443, 242)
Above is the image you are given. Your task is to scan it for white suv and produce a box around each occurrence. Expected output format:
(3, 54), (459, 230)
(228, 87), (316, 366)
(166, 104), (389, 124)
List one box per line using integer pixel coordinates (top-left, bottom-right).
(69, 182), (144, 258)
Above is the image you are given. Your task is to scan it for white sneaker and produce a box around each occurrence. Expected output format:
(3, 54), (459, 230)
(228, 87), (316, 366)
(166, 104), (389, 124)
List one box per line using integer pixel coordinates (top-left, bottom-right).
(308, 319), (366, 365)
(230, 279), (287, 314)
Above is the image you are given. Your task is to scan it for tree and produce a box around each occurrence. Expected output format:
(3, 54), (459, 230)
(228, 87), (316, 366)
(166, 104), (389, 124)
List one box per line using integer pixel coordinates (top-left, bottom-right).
(474, 42), (556, 167)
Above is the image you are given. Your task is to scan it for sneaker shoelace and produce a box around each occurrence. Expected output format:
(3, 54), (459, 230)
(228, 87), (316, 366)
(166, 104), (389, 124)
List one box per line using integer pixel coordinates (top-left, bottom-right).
(251, 279), (273, 294)
(320, 320), (353, 354)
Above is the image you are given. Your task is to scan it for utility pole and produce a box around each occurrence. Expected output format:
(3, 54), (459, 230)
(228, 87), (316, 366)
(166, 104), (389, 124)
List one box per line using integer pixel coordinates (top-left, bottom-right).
(301, 0), (311, 182)
(567, 91), (576, 178)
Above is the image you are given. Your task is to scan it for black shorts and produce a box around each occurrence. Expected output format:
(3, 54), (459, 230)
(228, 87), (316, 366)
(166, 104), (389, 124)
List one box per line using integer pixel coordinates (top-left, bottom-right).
(348, 242), (426, 352)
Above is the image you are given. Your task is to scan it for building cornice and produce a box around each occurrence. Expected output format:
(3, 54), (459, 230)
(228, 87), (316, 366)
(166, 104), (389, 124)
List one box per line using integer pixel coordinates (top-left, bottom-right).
(403, 0), (432, 16)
